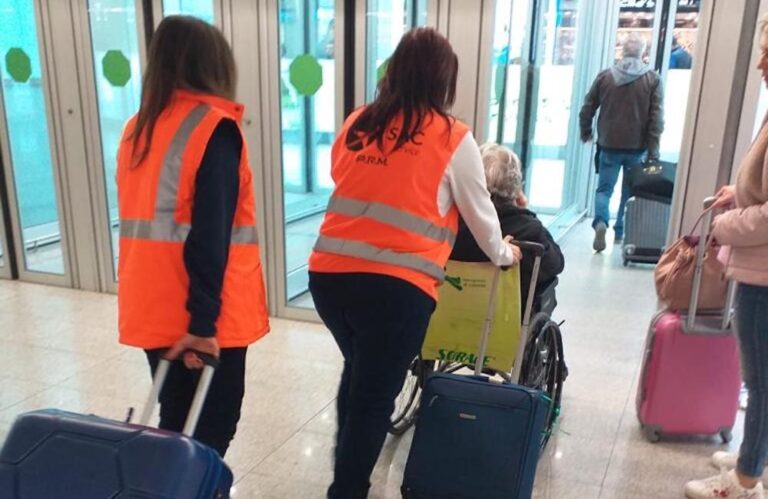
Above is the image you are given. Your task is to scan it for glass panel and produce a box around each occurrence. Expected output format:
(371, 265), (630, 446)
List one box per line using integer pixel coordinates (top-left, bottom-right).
(486, 0), (512, 142)
(0, 0), (66, 274)
(163, 0), (215, 24)
(365, 0), (427, 102)
(615, 2), (656, 64)
(493, 0), (530, 147)
(279, 0), (336, 305)
(87, 0), (142, 279)
(525, 0), (580, 213)
(659, 1), (699, 162)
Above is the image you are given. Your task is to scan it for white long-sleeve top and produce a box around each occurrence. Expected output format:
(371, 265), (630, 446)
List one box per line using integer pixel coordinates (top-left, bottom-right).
(438, 132), (516, 266)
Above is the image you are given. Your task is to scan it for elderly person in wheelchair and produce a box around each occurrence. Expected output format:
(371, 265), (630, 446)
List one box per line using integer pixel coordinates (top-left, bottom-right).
(390, 144), (567, 447)
(451, 143), (564, 313)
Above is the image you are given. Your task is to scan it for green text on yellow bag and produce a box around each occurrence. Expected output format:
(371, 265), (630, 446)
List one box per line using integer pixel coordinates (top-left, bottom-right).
(422, 261), (522, 373)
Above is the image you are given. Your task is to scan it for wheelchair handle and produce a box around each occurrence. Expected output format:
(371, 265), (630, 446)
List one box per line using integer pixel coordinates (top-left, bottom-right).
(509, 240), (545, 257)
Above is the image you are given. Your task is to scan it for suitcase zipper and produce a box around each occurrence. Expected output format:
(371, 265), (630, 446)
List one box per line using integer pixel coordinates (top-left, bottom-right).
(426, 393), (533, 412)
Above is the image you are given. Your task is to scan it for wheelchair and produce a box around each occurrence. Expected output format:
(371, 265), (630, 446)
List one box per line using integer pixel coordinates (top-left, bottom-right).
(389, 242), (567, 451)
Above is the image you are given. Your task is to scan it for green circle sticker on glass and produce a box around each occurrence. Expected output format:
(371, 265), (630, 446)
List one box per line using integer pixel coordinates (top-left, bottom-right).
(5, 48), (32, 83)
(376, 59), (389, 83)
(289, 54), (323, 96)
(102, 50), (131, 87)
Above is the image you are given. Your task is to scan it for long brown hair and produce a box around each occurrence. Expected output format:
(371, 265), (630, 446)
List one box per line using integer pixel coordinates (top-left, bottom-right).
(129, 16), (237, 166)
(350, 27), (458, 153)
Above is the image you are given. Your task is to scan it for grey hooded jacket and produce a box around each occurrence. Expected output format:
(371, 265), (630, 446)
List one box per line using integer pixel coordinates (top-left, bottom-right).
(579, 57), (664, 159)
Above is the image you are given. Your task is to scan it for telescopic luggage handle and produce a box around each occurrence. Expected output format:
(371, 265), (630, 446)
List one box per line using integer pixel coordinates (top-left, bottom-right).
(137, 349), (219, 437)
(686, 197), (737, 333)
(473, 241), (545, 385)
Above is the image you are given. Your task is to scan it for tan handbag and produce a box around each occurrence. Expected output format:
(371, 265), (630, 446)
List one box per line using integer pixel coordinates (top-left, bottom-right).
(654, 208), (728, 311)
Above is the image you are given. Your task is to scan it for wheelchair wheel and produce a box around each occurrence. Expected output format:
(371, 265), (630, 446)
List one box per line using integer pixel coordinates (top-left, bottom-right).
(389, 356), (431, 435)
(520, 312), (566, 451)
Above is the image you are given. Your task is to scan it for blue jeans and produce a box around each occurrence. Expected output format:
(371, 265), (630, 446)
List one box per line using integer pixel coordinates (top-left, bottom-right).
(592, 150), (645, 239)
(736, 284), (768, 478)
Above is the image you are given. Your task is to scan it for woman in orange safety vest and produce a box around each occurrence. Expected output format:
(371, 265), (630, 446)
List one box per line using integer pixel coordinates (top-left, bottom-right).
(116, 16), (269, 457)
(308, 27), (521, 498)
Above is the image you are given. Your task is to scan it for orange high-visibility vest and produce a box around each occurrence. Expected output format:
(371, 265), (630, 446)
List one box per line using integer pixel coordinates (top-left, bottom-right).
(117, 91), (269, 349)
(309, 109), (470, 299)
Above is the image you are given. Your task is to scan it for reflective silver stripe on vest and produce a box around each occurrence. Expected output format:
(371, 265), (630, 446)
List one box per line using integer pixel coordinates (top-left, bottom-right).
(120, 104), (259, 245)
(154, 104), (210, 218)
(120, 219), (190, 242)
(314, 235), (445, 281)
(326, 196), (456, 246)
(120, 219), (259, 244)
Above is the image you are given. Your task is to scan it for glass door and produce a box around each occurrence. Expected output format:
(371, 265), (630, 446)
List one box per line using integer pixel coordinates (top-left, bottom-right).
(487, 0), (532, 155)
(80, 0), (144, 290)
(161, 0), (216, 23)
(0, 0), (71, 283)
(524, 0), (581, 220)
(658, 0), (700, 162)
(491, 0), (586, 227)
(363, 0), (428, 103)
(275, 0), (339, 310)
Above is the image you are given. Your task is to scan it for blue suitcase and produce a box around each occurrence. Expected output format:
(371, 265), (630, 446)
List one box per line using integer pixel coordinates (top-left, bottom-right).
(402, 243), (551, 499)
(402, 374), (549, 499)
(0, 355), (232, 498)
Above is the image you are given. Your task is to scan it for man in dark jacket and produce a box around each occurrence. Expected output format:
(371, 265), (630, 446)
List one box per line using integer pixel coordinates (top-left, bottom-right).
(451, 144), (565, 311)
(579, 34), (664, 252)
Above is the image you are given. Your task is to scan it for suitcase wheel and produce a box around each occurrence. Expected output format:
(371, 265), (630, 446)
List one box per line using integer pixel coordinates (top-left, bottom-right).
(720, 428), (733, 444)
(622, 259), (629, 267)
(642, 425), (662, 443)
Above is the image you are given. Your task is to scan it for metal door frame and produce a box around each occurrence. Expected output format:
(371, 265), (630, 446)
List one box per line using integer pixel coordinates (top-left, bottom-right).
(0, 0), (75, 287)
(0, 154), (13, 279)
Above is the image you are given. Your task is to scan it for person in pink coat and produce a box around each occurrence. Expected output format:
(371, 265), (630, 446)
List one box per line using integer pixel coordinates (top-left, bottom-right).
(684, 16), (768, 499)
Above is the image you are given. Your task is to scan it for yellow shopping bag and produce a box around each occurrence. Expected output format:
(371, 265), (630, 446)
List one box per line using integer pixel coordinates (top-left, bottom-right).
(422, 261), (522, 373)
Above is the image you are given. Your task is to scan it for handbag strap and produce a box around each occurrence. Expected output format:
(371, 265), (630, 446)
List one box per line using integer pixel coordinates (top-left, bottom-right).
(687, 205), (716, 238)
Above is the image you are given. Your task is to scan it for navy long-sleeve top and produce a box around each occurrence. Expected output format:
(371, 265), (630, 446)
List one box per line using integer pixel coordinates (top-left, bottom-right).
(184, 119), (242, 337)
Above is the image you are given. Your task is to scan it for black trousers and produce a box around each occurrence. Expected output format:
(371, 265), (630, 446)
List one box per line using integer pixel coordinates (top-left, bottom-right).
(309, 272), (436, 499)
(145, 347), (247, 457)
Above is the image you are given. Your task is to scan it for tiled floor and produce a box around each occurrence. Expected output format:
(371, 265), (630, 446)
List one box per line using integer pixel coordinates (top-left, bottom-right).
(0, 221), (743, 498)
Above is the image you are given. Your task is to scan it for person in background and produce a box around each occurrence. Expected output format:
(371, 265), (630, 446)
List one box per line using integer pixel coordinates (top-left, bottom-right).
(670, 35), (693, 69)
(579, 34), (664, 252)
(116, 16), (270, 457)
(451, 143), (564, 308)
(308, 27), (520, 499)
(684, 15), (768, 499)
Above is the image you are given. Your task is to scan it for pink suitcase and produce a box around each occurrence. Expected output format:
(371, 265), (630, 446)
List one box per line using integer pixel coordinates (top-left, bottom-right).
(636, 198), (742, 443)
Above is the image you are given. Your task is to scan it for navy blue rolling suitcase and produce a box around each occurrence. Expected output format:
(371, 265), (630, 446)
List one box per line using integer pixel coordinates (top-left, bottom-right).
(0, 354), (232, 498)
(402, 243), (551, 499)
